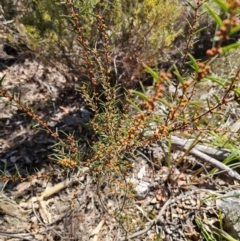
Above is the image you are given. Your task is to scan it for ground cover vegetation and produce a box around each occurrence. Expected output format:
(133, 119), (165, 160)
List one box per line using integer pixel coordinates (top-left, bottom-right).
(0, 0), (240, 240)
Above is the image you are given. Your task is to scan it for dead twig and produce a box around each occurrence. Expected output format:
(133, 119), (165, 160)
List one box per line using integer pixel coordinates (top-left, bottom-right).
(31, 190), (64, 239)
(120, 190), (198, 240)
(39, 167), (88, 200)
(0, 232), (35, 241)
(90, 219), (105, 241)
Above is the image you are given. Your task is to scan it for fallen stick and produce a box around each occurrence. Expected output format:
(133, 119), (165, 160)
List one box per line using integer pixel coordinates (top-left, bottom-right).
(171, 136), (230, 161)
(170, 136), (240, 181)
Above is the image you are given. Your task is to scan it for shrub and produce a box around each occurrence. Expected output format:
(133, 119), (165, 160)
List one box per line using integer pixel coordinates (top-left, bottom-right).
(2, 0), (182, 84)
(1, 0), (240, 240)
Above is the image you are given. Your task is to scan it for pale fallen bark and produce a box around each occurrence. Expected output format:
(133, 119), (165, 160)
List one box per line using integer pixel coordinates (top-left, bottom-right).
(171, 136), (230, 161)
(170, 136), (240, 181)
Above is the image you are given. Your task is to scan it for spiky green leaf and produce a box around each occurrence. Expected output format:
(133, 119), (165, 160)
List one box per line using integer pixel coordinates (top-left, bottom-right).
(131, 90), (149, 101)
(192, 26), (207, 36)
(213, 94), (220, 103)
(204, 3), (223, 27)
(139, 81), (146, 94)
(187, 53), (199, 71)
(233, 88), (240, 96)
(126, 98), (141, 112)
(186, 1), (195, 10)
(173, 65), (184, 86)
(0, 74), (6, 86)
(143, 64), (160, 82)
(213, 0), (229, 12)
(230, 26), (240, 36)
(222, 42), (240, 53)
(206, 75), (226, 86)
